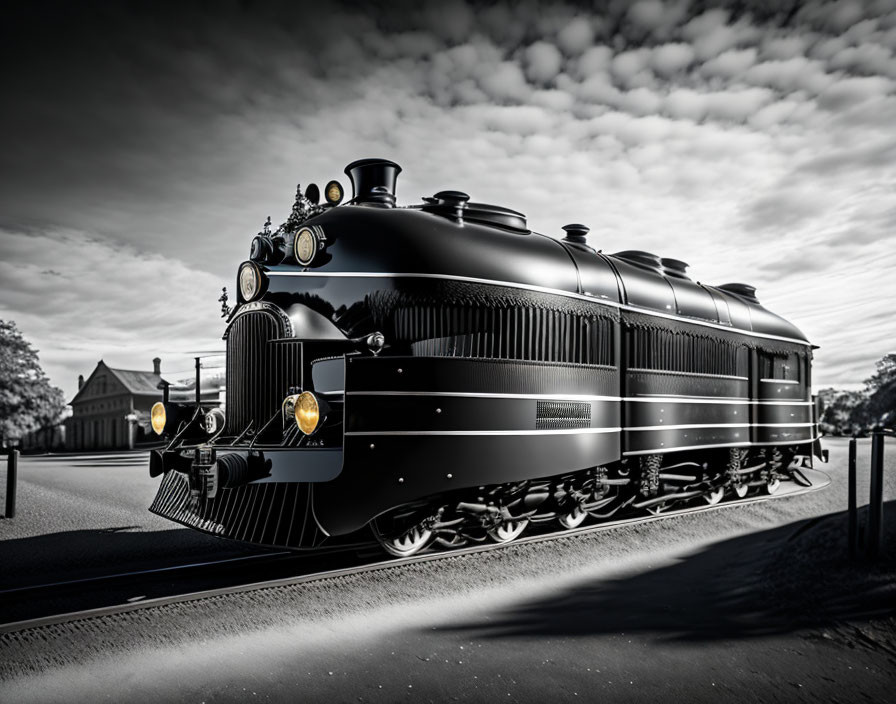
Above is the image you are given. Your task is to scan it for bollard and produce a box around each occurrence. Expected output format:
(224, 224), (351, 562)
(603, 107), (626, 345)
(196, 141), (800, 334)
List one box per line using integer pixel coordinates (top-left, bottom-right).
(4, 449), (18, 519)
(848, 436), (857, 560)
(867, 431), (885, 560)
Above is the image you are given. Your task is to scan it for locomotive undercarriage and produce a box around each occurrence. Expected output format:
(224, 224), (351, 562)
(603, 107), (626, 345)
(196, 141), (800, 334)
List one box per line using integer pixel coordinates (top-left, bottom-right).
(371, 445), (810, 557)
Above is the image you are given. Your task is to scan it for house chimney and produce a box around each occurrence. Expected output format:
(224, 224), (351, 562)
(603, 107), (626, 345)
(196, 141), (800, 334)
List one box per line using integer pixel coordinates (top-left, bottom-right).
(153, 357), (161, 375)
(78, 374), (84, 389)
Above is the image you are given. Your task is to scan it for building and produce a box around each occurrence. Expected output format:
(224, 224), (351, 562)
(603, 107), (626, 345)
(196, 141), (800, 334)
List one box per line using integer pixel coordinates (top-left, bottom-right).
(66, 358), (165, 451)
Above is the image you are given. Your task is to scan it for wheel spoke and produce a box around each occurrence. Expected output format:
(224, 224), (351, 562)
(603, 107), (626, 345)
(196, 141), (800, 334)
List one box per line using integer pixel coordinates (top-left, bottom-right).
(704, 487), (725, 505)
(487, 518), (529, 543)
(558, 506), (587, 529)
(373, 514), (436, 558)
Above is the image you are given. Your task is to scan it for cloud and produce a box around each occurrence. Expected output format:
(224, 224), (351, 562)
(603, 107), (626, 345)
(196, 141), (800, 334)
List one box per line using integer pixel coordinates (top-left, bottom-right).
(663, 87), (773, 122)
(761, 35), (811, 60)
(574, 45), (613, 79)
(748, 99), (803, 128)
(524, 41), (564, 83)
(556, 17), (595, 55)
(626, 0), (690, 37)
(681, 9), (759, 60)
(477, 61), (532, 103)
(0, 227), (225, 400)
(610, 48), (653, 86)
(700, 48), (758, 78)
(3, 0), (896, 394)
(829, 43), (896, 78)
(742, 186), (831, 232)
(649, 43), (696, 76)
(744, 56), (835, 93)
(818, 75), (895, 108)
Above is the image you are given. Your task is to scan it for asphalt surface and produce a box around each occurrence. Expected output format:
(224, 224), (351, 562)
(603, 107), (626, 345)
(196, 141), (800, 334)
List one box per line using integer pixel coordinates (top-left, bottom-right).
(0, 451), (261, 591)
(0, 438), (894, 703)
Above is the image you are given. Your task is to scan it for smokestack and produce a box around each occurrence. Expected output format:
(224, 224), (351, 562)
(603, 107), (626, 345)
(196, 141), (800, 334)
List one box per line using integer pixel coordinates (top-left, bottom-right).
(344, 158), (401, 207)
(153, 357), (161, 375)
(78, 374), (84, 389)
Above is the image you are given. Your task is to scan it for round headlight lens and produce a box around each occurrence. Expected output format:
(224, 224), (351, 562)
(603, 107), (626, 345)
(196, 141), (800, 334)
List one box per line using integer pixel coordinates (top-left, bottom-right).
(294, 228), (317, 266)
(151, 402), (167, 435)
(294, 391), (321, 435)
(204, 408), (225, 435)
(325, 180), (344, 205)
(238, 262), (261, 301)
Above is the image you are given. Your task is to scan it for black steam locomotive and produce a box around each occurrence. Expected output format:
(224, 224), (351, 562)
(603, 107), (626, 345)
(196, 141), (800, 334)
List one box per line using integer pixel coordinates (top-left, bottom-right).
(149, 158), (823, 556)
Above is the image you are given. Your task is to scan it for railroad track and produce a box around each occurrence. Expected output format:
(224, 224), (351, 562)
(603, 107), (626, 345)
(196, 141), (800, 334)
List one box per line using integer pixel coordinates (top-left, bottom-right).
(0, 468), (830, 634)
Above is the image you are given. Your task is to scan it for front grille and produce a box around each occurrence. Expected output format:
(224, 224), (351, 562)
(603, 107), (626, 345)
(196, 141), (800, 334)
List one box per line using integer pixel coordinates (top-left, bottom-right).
(225, 311), (301, 435)
(536, 401), (591, 430)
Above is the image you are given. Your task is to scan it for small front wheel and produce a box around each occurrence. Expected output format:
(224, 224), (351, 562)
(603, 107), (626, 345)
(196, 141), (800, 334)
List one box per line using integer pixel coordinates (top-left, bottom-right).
(557, 505), (588, 530)
(372, 509), (437, 557)
(486, 518), (529, 543)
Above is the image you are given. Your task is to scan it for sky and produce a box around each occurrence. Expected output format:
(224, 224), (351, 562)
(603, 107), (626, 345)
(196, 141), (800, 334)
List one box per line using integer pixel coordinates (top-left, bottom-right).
(1, 0), (895, 402)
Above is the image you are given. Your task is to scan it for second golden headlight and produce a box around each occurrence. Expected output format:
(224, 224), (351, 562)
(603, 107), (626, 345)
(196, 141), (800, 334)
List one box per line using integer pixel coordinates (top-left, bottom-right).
(295, 391), (323, 435)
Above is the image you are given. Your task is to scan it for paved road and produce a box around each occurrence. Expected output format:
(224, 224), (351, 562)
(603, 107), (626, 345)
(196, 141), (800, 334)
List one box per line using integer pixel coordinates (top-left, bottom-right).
(1, 438), (894, 703)
(0, 451), (259, 590)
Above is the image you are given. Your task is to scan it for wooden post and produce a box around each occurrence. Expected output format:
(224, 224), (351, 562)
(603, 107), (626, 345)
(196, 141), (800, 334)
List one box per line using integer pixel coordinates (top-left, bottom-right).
(195, 357), (202, 406)
(867, 431), (885, 560)
(4, 449), (18, 518)
(848, 436), (857, 560)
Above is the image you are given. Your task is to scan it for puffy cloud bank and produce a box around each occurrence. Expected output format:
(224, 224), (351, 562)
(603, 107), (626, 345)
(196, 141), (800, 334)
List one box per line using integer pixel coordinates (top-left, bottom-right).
(1, 0), (895, 395)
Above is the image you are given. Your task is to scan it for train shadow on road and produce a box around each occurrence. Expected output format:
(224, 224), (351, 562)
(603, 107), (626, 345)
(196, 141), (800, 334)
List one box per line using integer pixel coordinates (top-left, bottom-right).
(0, 526), (258, 591)
(445, 502), (896, 643)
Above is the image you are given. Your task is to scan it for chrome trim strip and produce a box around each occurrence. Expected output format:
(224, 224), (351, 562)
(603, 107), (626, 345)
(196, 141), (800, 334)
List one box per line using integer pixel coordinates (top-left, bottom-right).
(628, 368), (748, 381)
(755, 422), (816, 428)
(346, 391), (620, 402)
(627, 397), (812, 406)
(760, 378), (800, 385)
(622, 435), (819, 456)
(624, 442), (751, 456)
(633, 394), (750, 401)
(625, 423), (750, 432)
(626, 422), (815, 431)
(752, 400), (813, 406)
(345, 427), (622, 437)
(344, 391), (813, 407)
(268, 271), (811, 346)
(751, 436), (819, 446)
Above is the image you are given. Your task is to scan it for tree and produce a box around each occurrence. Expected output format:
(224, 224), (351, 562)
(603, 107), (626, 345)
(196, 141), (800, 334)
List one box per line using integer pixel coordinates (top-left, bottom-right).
(818, 387), (867, 436)
(0, 320), (66, 446)
(862, 353), (896, 428)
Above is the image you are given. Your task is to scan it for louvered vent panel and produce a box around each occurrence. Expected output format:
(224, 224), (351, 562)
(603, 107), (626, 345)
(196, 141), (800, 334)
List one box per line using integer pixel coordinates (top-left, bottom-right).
(535, 400), (592, 429)
(401, 306), (614, 365)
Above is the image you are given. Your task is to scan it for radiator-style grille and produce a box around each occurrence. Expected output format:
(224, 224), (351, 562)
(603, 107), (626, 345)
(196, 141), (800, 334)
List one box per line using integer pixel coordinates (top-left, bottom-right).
(536, 400), (592, 429)
(225, 312), (301, 435)
(400, 306), (614, 365)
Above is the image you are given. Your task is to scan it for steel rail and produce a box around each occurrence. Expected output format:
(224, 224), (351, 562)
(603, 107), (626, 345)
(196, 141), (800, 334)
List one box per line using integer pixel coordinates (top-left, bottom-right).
(0, 468), (830, 635)
(0, 551), (294, 598)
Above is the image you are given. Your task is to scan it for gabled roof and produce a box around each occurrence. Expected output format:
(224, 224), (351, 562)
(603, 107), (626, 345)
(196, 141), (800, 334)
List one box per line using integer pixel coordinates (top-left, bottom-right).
(69, 360), (164, 405)
(107, 367), (164, 395)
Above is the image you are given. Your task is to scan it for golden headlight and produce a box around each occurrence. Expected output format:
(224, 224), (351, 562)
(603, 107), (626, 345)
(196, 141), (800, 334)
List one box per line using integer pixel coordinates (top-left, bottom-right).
(325, 180), (344, 205)
(151, 402), (167, 435)
(294, 391), (322, 435)
(294, 228), (317, 266)
(238, 261), (261, 301)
